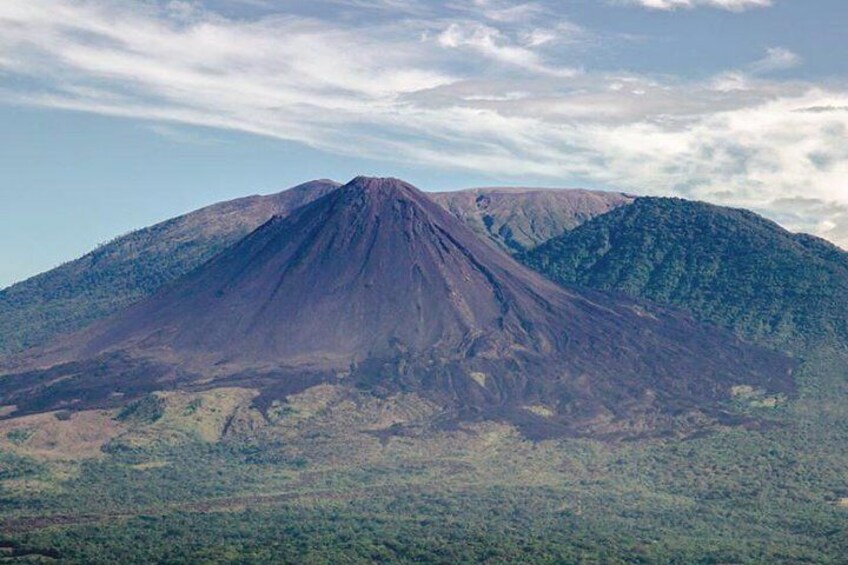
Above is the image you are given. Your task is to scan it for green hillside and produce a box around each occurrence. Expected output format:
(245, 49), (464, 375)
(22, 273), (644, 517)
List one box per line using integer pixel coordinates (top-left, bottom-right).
(521, 197), (848, 353)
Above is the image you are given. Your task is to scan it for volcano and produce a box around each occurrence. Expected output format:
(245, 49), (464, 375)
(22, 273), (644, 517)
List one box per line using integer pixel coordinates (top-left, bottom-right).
(0, 177), (794, 437)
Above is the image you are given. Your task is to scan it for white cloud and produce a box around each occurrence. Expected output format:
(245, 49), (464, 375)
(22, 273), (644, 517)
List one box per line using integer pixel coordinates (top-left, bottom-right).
(750, 47), (803, 74)
(468, 0), (543, 23)
(436, 21), (577, 76)
(626, 0), (772, 11)
(0, 0), (846, 249)
(760, 198), (848, 250)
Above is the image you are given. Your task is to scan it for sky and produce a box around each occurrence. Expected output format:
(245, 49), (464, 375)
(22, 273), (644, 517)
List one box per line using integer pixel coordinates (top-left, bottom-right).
(1, 0), (847, 289)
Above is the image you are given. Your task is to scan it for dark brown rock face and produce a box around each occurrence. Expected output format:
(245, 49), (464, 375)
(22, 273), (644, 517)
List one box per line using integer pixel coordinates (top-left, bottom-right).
(0, 177), (794, 437)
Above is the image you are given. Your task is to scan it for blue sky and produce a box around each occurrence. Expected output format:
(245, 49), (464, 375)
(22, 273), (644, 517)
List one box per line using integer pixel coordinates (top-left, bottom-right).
(1, 0), (847, 288)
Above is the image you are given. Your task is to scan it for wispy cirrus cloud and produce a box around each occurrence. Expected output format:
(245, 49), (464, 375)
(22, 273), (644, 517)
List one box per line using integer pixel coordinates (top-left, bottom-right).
(464, 0), (544, 23)
(624, 0), (772, 11)
(436, 21), (579, 76)
(0, 0), (846, 248)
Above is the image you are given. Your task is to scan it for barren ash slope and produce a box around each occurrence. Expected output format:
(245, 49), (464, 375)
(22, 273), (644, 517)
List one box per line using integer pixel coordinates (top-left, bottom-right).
(0, 179), (629, 357)
(0, 177), (794, 438)
(0, 179), (341, 355)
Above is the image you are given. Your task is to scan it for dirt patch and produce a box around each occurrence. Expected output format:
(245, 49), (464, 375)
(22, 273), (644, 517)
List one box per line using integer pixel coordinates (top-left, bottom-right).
(0, 409), (123, 460)
(525, 405), (554, 418)
(469, 372), (487, 388)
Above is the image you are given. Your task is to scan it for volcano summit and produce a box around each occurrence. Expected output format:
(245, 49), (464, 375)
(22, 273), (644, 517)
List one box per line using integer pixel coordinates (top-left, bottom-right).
(0, 177), (793, 437)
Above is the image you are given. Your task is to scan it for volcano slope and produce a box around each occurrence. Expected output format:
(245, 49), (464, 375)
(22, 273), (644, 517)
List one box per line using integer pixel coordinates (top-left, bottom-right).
(0, 177), (793, 438)
(0, 179), (341, 356)
(430, 187), (632, 253)
(0, 180), (628, 357)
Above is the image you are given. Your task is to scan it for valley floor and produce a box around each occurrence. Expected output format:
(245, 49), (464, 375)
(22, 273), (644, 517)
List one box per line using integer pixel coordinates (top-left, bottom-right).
(1, 349), (847, 564)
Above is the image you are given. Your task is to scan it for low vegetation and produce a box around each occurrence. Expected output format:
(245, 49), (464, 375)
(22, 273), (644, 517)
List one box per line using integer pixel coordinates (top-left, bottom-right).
(521, 197), (848, 353)
(2, 190), (848, 561)
(1, 349), (847, 562)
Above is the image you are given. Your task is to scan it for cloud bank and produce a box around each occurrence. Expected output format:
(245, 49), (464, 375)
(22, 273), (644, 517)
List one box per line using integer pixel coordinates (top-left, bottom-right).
(0, 0), (846, 247)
